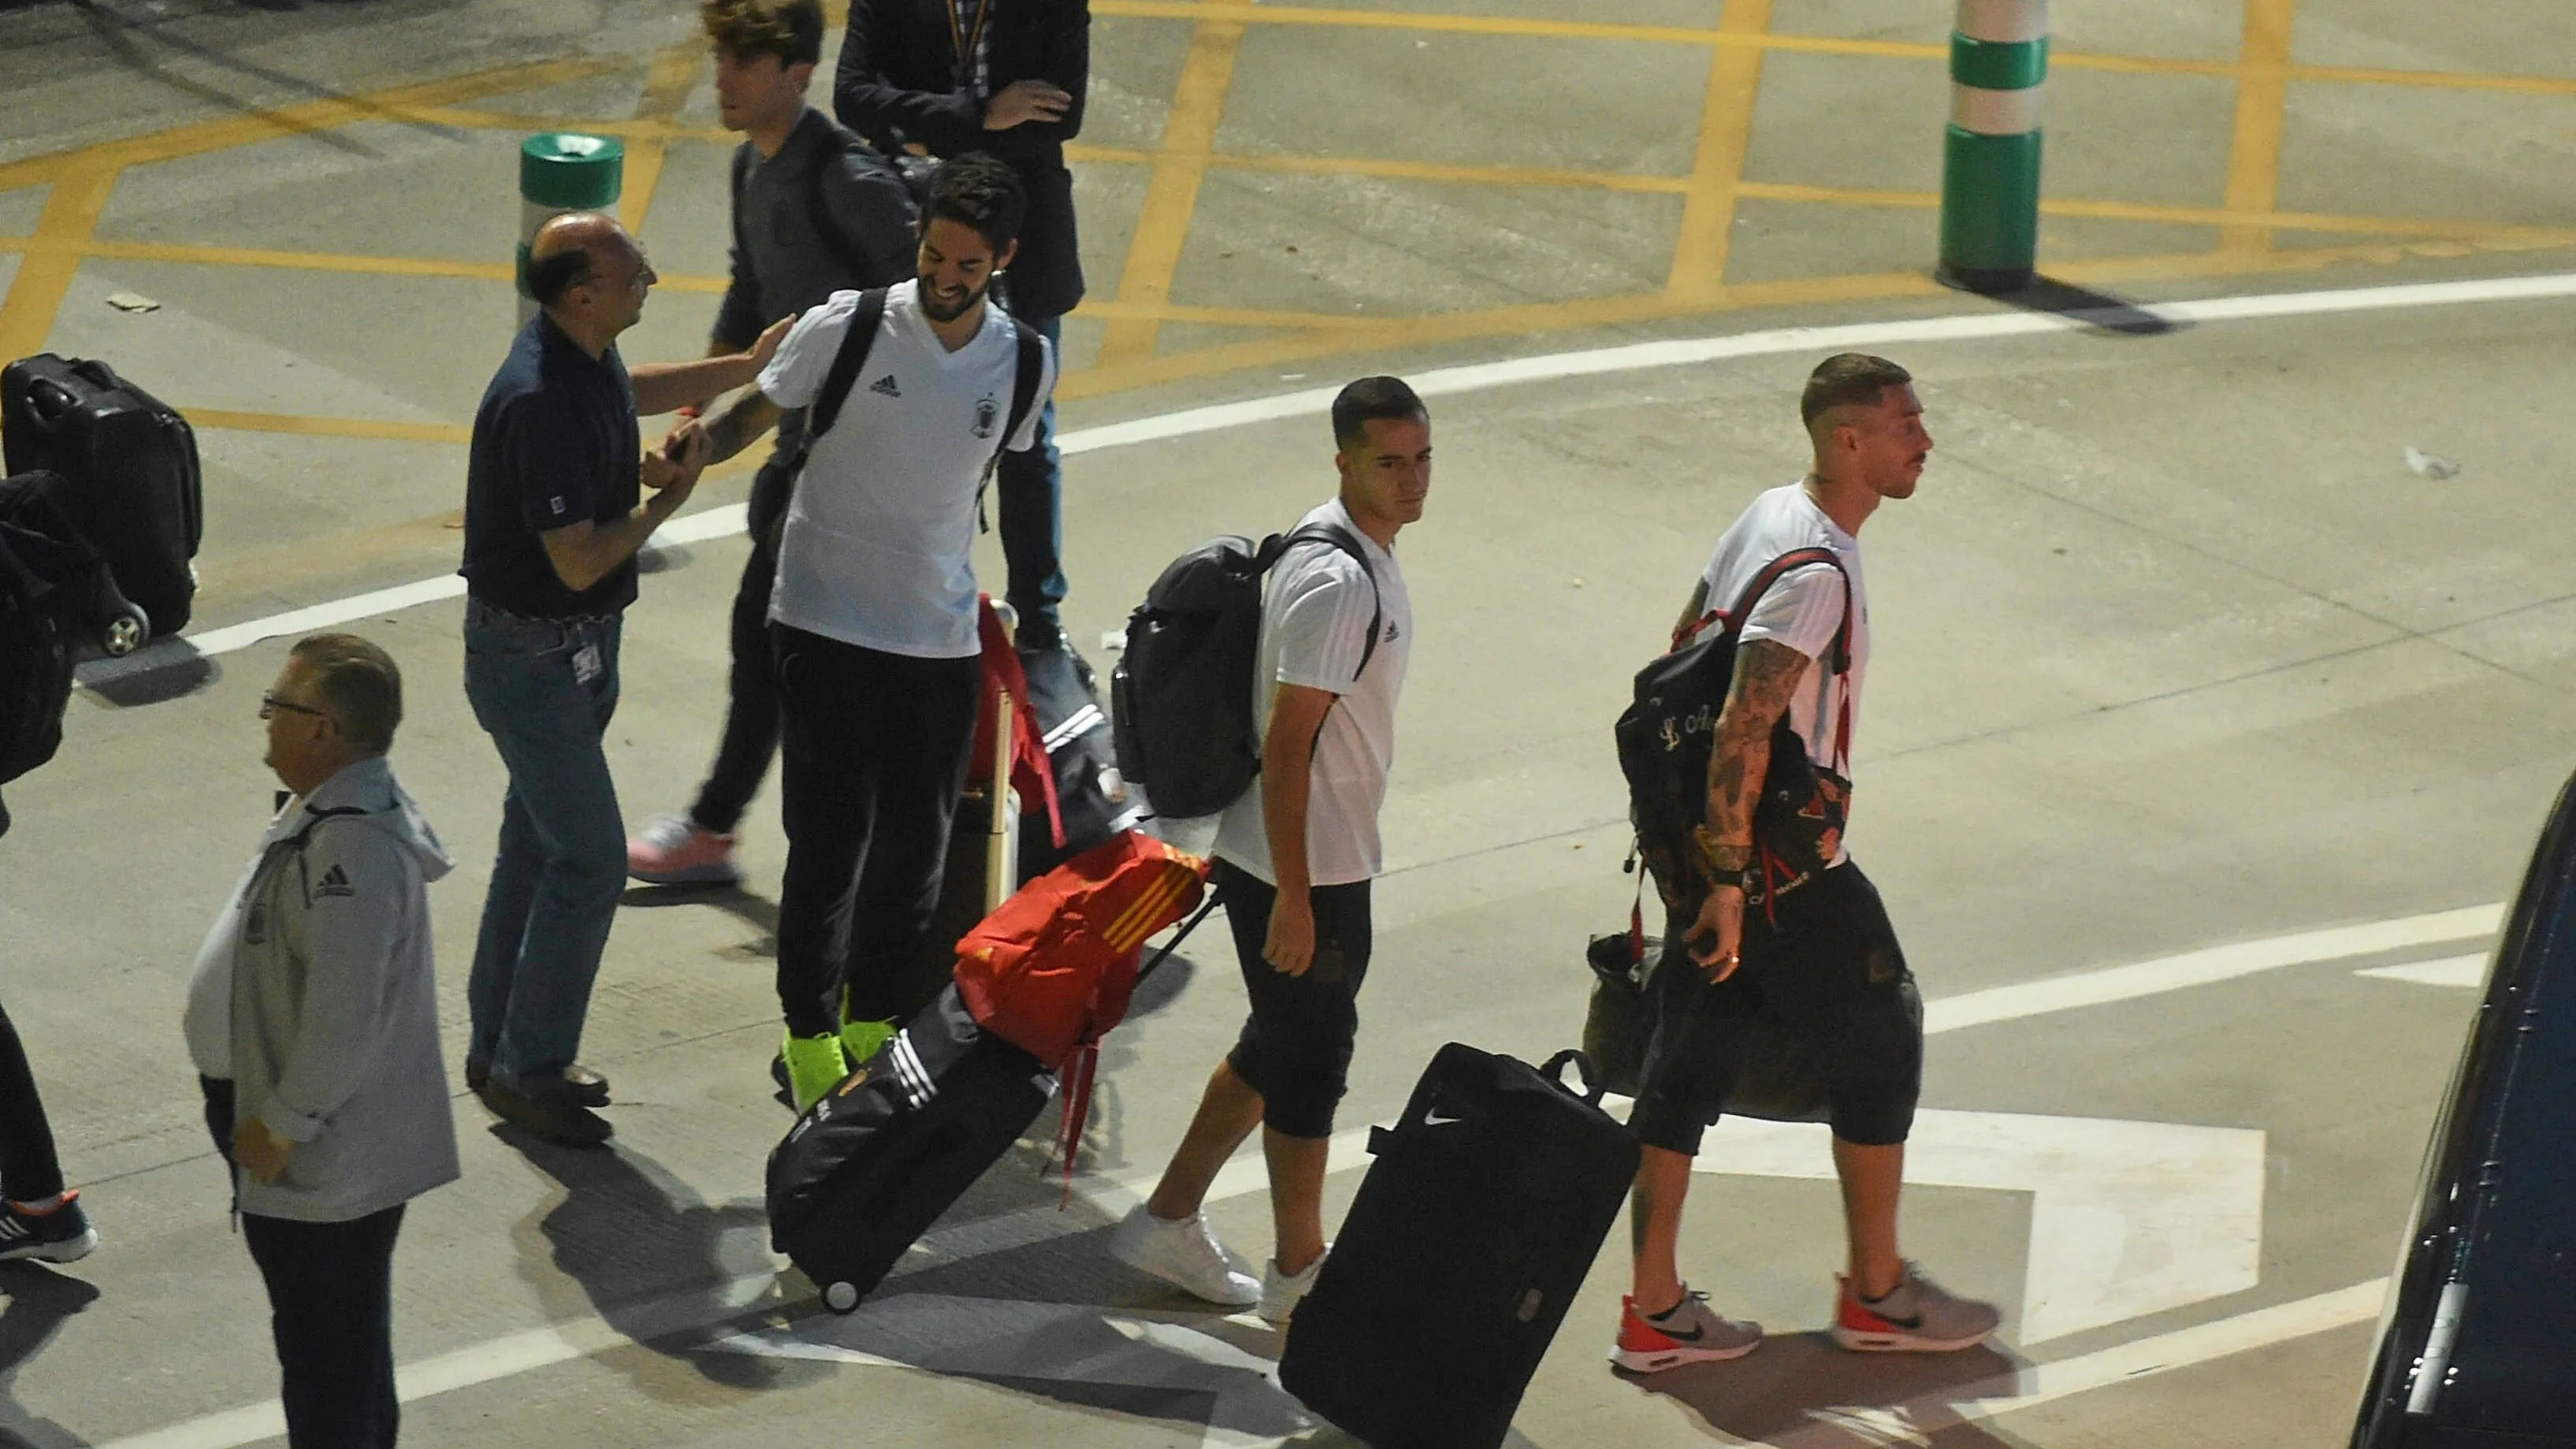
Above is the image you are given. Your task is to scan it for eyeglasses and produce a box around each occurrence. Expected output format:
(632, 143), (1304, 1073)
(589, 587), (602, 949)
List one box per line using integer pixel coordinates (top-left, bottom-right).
(260, 692), (330, 723)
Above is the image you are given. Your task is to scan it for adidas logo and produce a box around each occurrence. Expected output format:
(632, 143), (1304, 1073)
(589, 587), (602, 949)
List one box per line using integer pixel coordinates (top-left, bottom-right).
(316, 864), (355, 898)
(868, 373), (901, 398)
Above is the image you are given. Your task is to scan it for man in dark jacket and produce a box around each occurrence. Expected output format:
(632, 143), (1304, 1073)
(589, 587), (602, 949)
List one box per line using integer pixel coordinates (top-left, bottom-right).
(835, 0), (1088, 652)
(626, 0), (919, 887)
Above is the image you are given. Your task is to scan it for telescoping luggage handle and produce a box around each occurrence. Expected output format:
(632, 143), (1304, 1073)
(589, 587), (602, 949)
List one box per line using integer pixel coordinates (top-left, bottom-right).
(1370, 1046), (1608, 1157)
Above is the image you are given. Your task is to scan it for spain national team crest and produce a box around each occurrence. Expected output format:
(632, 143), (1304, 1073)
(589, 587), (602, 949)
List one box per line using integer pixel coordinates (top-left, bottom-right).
(972, 392), (999, 439)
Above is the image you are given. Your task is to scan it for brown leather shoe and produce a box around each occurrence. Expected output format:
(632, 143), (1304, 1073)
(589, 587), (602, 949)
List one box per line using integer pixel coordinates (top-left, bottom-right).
(479, 1073), (612, 1148)
(467, 1057), (609, 1107)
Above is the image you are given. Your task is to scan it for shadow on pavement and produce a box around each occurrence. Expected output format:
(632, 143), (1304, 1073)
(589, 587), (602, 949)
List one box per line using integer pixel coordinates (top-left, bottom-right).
(1623, 1332), (2035, 1447)
(0, 1264), (101, 1449)
(1957, 274), (2186, 338)
(500, 1131), (822, 1399)
(74, 641), (217, 708)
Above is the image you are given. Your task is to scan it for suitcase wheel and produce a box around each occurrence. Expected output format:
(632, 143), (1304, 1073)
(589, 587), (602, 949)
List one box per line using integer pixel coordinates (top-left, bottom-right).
(100, 608), (148, 658)
(823, 1280), (861, 1314)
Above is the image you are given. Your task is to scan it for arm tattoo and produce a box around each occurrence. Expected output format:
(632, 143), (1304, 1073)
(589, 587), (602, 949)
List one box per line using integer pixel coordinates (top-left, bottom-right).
(1704, 639), (1811, 844)
(1672, 579), (1712, 641)
(700, 389), (779, 466)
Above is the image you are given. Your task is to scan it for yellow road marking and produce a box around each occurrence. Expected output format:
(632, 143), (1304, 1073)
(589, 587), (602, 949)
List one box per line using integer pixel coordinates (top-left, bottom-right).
(1097, 6), (1247, 365)
(623, 42), (711, 235)
(185, 410), (474, 444)
(0, 162), (117, 363)
(79, 59), (617, 172)
(0, 155), (73, 193)
(2222, 0), (2300, 252)
(1667, 0), (1773, 302)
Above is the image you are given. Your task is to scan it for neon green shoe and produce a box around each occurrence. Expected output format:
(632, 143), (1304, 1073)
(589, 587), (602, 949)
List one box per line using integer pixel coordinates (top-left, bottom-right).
(782, 1031), (850, 1113)
(839, 1015), (898, 1068)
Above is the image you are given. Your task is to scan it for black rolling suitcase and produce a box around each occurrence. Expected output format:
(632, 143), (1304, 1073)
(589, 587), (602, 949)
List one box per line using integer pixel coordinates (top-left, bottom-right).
(1279, 1044), (1640, 1449)
(2, 355), (204, 637)
(766, 983), (1057, 1312)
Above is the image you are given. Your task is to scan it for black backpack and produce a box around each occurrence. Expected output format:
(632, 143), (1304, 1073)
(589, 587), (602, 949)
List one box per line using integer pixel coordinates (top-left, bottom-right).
(770, 287), (1046, 540)
(1614, 547), (1853, 910)
(1110, 523), (1381, 820)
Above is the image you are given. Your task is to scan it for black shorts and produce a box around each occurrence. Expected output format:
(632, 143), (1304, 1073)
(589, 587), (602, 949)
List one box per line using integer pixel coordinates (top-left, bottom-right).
(1216, 858), (1373, 1139)
(1629, 861), (1924, 1154)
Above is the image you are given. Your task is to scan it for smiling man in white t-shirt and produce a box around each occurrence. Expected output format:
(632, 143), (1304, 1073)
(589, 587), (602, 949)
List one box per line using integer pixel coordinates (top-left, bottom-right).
(1109, 377), (1427, 1326)
(689, 154), (1057, 1109)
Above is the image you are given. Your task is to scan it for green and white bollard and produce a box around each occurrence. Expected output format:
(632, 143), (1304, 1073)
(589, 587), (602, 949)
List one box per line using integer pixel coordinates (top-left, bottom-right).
(1938, 0), (2047, 293)
(517, 133), (624, 323)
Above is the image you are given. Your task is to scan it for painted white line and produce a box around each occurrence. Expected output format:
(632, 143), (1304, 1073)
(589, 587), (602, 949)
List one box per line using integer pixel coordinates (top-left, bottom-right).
(1922, 904), (2502, 1035)
(2355, 953), (2489, 988)
(1773, 1278), (2389, 1447)
(135, 268), (2576, 664)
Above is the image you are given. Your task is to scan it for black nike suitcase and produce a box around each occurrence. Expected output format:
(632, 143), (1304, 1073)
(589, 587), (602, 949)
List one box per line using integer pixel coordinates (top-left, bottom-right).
(765, 983), (1057, 1312)
(2, 355), (204, 636)
(1278, 1044), (1640, 1449)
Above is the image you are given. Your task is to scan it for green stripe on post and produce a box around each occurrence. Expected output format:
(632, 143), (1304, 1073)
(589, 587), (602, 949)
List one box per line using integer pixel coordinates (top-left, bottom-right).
(1950, 34), (2048, 91)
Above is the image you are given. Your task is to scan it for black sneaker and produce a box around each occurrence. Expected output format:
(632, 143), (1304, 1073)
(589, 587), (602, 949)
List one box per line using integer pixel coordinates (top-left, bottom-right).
(481, 1073), (613, 1148)
(467, 1056), (608, 1107)
(0, 1191), (97, 1264)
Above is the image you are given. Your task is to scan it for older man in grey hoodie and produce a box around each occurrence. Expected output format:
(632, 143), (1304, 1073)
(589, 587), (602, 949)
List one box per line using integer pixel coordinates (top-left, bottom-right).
(184, 633), (458, 1449)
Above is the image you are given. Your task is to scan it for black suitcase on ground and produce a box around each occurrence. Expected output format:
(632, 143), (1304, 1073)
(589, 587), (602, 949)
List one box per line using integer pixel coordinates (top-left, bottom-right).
(1279, 1044), (1639, 1449)
(765, 983), (1057, 1312)
(2, 355), (204, 636)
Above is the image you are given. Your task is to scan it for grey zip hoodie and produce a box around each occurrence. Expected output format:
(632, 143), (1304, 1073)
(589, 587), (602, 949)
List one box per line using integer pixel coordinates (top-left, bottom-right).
(184, 755), (462, 1223)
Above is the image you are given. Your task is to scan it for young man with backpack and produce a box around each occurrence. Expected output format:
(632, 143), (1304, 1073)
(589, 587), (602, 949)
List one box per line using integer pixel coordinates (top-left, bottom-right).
(1613, 354), (2001, 1373)
(1109, 377), (1427, 1325)
(686, 154), (1054, 1111)
(626, 0), (920, 887)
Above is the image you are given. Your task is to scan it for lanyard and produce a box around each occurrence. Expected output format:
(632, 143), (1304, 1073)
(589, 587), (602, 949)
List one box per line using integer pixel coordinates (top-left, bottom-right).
(944, 0), (993, 90)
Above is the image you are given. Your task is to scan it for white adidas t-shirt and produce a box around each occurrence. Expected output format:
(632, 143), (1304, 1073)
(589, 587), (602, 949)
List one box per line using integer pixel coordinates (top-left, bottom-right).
(1698, 483), (1870, 861)
(1213, 499), (1413, 888)
(759, 282), (1058, 659)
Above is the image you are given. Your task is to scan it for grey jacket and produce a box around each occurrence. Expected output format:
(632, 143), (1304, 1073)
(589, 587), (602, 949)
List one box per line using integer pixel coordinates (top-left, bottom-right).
(184, 756), (461, 1223)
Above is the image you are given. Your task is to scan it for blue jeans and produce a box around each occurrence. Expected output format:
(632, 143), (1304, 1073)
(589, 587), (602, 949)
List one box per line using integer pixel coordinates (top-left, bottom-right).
(997, 312), (1066, 641)
(462, 598), (625, 1083)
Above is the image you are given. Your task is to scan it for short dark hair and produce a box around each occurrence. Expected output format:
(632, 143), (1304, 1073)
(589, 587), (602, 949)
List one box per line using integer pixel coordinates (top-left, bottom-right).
(1800, 354), (1913, 430)
(1331, 376), (1426, 451)
(700, 0), (823, 68)
(290, 633), (403, 754)
(924, 154), (1026, 255)
(526, 244), (595, 307)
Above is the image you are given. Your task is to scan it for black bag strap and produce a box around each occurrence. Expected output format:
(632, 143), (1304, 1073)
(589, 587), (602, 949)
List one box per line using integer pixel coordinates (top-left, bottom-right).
(1720, 545), (1853, 676)
(1539, 1048), (1607, 1105)
(971, 318), (1049, 533)
(1275, 521), (1385, 682)
(798, 287), (889, 459)
(727, 143), (755, 269)
(1136, 893), (1219, 986)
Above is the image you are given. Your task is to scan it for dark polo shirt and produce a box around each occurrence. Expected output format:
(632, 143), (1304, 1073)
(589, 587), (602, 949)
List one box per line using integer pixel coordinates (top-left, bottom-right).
(459, 312), (640, 618)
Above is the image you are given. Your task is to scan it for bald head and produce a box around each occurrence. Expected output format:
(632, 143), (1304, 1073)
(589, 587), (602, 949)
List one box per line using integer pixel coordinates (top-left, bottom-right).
(526, 212), (639, 309)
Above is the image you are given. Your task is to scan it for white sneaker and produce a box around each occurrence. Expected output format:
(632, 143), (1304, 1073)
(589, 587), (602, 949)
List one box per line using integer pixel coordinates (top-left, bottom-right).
(1258, 1243), (1330, 1326)
(1110, 1206), (1261, 1307)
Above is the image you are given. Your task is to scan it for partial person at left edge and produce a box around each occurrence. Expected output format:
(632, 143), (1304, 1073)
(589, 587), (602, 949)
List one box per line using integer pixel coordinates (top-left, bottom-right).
(184, 633), (455, 1449)
(457, 212), (792, 1148)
